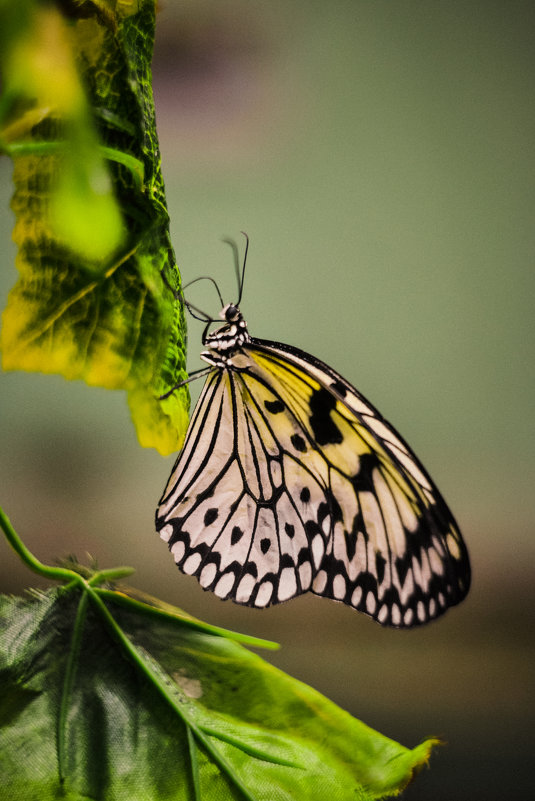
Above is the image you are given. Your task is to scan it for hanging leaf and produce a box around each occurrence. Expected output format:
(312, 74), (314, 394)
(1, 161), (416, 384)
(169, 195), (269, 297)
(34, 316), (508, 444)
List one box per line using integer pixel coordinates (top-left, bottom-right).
(0, 582), (438, 801)
(0, 0), (188, 455)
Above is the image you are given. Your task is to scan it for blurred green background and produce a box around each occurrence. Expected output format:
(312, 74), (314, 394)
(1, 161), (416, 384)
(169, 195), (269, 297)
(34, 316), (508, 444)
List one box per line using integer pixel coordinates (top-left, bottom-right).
(1, 1), (534, 798)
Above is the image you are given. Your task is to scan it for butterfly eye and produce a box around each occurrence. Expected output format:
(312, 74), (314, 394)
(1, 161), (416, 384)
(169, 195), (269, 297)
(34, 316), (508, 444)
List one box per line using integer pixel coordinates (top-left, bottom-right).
(224, 304), (240, 322)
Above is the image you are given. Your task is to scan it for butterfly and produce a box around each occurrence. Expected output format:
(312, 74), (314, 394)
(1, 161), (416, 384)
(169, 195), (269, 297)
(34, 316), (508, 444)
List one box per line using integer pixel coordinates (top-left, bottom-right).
(156, 237), (470, 627)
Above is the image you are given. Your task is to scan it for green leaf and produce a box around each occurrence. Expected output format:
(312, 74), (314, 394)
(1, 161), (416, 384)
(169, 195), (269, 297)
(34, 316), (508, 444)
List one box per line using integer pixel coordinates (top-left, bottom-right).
(0, 0), (189, 455)
(0, 585), (437, 801)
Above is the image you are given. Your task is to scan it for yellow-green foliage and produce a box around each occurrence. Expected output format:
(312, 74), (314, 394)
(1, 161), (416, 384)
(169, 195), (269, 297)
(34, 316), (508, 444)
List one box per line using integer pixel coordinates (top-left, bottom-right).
(0, 0), (189, 455)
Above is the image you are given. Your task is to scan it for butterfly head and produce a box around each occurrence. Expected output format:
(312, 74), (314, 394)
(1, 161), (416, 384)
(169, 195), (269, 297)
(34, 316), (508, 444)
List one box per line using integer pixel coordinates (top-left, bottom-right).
(221, 303), (242, 323)
(202, 303), (250, 359)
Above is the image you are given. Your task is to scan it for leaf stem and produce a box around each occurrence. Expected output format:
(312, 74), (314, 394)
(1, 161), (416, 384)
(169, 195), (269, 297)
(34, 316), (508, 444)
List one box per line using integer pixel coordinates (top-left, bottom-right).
(2, 141), (145, 186)
(198, 725), (303, 768)
(100, 146), (145, 186)
(96, 587), (279, 650)
(88, 566), (136, 585)
(0, 505), (83, 585)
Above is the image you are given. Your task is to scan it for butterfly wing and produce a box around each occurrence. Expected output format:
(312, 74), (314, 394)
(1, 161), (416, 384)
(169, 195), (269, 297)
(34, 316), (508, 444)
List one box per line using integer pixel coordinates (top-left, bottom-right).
(247, 339), (470, 626)
(156, 339), (470, 627)
(156, 358), (335, 609)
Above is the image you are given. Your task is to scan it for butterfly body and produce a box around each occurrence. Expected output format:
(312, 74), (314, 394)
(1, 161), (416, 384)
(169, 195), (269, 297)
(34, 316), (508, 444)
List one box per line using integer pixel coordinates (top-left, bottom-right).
(157, 302), (470, 627)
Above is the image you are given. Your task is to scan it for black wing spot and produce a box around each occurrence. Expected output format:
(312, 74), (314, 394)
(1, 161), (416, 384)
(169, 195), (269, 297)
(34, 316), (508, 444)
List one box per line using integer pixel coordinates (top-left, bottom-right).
(204, 508), (218, 526)
(305, 519), (322, 537)
(229, 497), (241, 515)
(264, 399), (285, 414)
(245, 562), (258, 579)
(300, 486), (311, 504)
(260, 538), (271, 554)
(290, 433), (307, 452)
(345, 530), (357, 561)
(198, 486), (215, 502)
(358, 571), (378, 595)
(375, 552), (387, 585)
(330, 380), (347, 397)
(309, 388), (343, 445)
(351, 453), (381, 493)
(285, 522), (295, 538)
(396, 555), (411, 587)
(318, 501), (331, 527)
(231, 526), (244, 545)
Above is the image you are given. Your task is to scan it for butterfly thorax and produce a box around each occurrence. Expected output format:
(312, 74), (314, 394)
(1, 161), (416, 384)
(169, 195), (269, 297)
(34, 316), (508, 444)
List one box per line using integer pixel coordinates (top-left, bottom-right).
(201, 303), (251, 367)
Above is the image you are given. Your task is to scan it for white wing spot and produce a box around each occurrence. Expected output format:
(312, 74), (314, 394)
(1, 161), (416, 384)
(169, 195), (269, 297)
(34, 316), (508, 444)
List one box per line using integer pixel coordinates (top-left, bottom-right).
(432, 534), (447, 557)
(160, 524), (173, 543)
(183, 553), (202, 575)
(199, 563), (217, 588)
(311, 534), (324, 568)
(351, 586), (363, 607)
(378, 604), (388, 623)
(391, 604), (401, 626)
(429, 598), (437, 618)
(366, 592), (377, 615)
(398, 571), (415, 606)
(171, 540), (185, 563)
(236, 574), (256, 603)
(366, 416), (399, 443)
(312, 569), (327, 593)
(417, 600), (426, 622)
(255, 580), (274, 607)
(420, 551), (432, 587)
(278, 567), (298, 602)
(403, 608), (414, 626)
(398, 499), (419, 533)
(438, 592), (446, 607)
(322, 516), (331, 535)
(299, 561), (312, 590)
(333, 573), (346, 600)
(347, 396), (374, 414)
(423, 487), (435, 504)
(428, 547), (444, 576)
(447, 532), (462, 560)
(215, 572), (235, 599)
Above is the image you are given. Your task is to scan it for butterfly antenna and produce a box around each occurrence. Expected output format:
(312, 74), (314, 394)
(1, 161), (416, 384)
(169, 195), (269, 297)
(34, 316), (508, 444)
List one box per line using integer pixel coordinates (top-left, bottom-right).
(236, 231), (249, 306)
(222, 232), (249, 306)
(184, 298), (214, 323)
(182, 275), (225, 308)
(222, 237), (240, 298)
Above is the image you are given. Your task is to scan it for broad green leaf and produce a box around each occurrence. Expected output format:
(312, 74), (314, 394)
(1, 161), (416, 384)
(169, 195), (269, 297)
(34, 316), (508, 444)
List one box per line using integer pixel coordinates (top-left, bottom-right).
(0, 585), (437, 801)
(0, 0), (189, 455)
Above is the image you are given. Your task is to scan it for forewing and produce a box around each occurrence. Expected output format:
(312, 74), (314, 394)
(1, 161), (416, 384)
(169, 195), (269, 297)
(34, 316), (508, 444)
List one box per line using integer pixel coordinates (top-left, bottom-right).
(246, 340), (471, 627)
